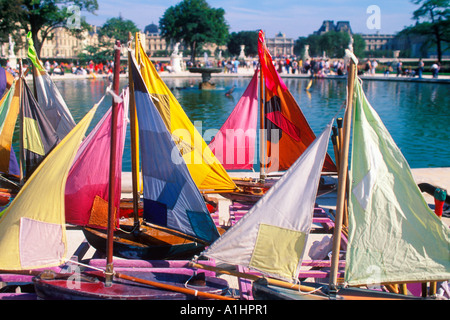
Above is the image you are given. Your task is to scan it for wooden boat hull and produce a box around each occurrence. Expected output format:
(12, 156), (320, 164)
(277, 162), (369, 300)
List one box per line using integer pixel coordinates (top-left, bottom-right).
(33, 269), (229, 300)
(83, 219), (208, 260)
(252, 279), (423, 300)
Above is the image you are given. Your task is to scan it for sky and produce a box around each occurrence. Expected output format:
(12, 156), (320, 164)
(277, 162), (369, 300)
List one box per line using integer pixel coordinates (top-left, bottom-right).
(82, 0), (419, 39)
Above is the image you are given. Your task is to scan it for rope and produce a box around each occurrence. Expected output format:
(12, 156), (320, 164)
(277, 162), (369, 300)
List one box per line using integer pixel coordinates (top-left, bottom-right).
(293, 279), (325, 296)
(183, 271), (201, 297)
(106, 85), (123, 103)
(64, 259), (106, 273)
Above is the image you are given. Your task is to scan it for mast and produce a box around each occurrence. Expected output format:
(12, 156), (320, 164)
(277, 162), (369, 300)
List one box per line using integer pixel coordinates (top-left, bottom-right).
(105, 40), (121, 286)
(18, 60), (24, 185)
(128, 32), (140, 232)
(329, 54), (357, 293)
(259, 32), (266, 183)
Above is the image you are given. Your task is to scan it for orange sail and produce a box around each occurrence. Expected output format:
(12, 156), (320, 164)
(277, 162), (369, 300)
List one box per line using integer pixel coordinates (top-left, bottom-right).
(258, 30), (336, 173)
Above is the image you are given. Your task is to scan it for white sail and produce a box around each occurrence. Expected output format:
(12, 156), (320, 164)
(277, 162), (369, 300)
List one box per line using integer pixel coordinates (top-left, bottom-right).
(202, 120), (334, 282)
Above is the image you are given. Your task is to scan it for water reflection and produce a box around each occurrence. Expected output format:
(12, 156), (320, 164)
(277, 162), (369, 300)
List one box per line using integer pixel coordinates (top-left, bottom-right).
(18, 77), (450, 170)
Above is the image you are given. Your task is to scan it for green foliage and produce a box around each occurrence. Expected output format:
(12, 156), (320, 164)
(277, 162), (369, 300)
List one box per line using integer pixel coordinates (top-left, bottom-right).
(98, 16), (139, 45)
(0, 0), (98, 56)
(352, 34), (366, 58)
(227, 31), (259, 57)
(159, 0), (229, 62)
(294, 31), (361, 59)
(78, 16), (138, 64)
(401, 0), (450, 61)
(77, 45), (111, 64)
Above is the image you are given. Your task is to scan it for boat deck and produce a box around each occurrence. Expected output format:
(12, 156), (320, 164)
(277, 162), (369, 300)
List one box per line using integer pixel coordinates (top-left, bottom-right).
(1, 168), (448, 299)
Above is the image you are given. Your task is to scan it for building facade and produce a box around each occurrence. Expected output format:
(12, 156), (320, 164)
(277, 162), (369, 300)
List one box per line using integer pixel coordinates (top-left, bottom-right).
(266, 32), (294, 57)
(1, 23), (175, 62)
(1, 27), (100, 61)
(360, 33), (395, 51)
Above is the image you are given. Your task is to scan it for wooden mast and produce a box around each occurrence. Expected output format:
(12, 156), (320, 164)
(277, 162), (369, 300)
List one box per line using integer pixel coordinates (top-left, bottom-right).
(105, 40), (122, 286)
(128, 32), (140, 231)
(329, 53), (357, 293)
(18, 60), (24, 185)
(259, 31), (266, 183)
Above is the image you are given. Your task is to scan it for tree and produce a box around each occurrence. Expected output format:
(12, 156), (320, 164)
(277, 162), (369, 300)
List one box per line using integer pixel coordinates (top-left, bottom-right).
(319, 31), (350, 57)
(352, 34), (366, 58)
(294, 31), (363, 59)
(78, 16), (139, 64)
(159, 0), (229, 64)
(402, 0), (450, 62)
(98, 16), (139, 45)
(0, 0), (98, 57)
(227, 31), (259, 57)
(294, 34), (321, 57)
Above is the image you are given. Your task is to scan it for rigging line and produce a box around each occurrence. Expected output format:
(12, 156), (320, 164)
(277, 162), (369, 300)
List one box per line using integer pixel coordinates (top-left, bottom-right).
(116, 223), (140, 234)
(292, 279), (326, 296)
(65, 259), (106, 273)
(333, 100), (347, 120)
(94, 85), (111, 107)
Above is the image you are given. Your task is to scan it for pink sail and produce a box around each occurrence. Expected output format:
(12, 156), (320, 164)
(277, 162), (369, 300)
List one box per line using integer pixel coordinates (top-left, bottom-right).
(209, 69), (259, 170)
(65, 90), (128, 228)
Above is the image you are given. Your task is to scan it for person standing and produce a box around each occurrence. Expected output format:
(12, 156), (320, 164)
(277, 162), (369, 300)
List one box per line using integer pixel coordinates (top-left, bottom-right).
(418, 59), (424, 78)
(365, 59), (372, 75)
(431, 62), (440, 78)
(292, 60), (298, 74)
(371, 60), (378, 75)
(396, 60), (403, 77)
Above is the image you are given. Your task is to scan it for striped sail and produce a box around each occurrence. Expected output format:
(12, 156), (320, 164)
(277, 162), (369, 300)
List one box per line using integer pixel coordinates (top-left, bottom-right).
(258, 30), (336, 173)
(131, 54), (219, 243)
(21, 80), (60, 178)
(134, 34), (236, 192)
(0, 81), (20, 175)
(27, 32), (76, 138)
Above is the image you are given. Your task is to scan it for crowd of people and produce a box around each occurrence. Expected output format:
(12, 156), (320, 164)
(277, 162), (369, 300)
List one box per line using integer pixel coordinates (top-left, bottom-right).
(380, 59), (442, 79)
(43, 60), (117, 76)
(184, 55), (349, 77)
(1, 55), (443, 80)
(1, 59), (122, 78)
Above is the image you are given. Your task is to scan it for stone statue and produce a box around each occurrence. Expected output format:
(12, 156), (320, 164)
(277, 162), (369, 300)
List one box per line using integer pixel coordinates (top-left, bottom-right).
(170, 42), (183, 73)
(8, 35), (17, 69)
(173, 42), (180, 55)
(239, 45), (246, 60)
(303, 45), (310, 61)
(8, 35), (15, 57)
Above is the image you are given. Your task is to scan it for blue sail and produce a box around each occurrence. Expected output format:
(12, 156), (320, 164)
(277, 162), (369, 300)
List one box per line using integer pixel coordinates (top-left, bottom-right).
(130, 55), (219, 243)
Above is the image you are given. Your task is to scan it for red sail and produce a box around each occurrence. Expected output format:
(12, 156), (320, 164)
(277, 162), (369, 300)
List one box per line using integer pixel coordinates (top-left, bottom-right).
(258, 30), (336, 173)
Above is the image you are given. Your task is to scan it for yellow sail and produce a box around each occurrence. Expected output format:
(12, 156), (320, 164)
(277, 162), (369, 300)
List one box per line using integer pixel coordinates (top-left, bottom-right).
(0, 104), (97, 270)
(134, 34), (236, 192)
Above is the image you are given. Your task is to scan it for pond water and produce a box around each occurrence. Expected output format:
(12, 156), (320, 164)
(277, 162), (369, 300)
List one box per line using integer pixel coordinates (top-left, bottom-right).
(24, 76), (449, 171)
